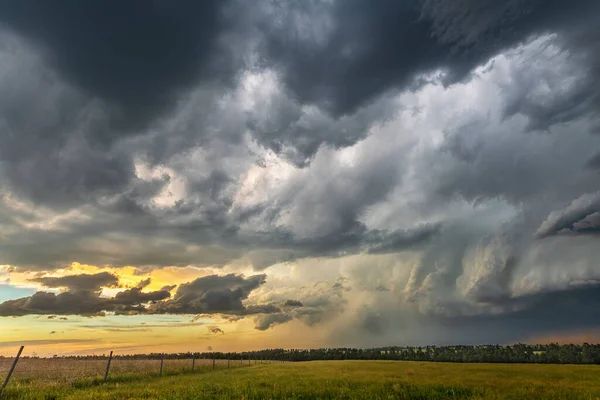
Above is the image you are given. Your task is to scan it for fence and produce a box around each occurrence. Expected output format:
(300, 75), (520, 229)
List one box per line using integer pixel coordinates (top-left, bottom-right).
(0, 346), (282, 396)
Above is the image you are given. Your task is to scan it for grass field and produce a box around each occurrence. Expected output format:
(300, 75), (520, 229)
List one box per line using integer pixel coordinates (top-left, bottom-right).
(2, 360), (600, 399)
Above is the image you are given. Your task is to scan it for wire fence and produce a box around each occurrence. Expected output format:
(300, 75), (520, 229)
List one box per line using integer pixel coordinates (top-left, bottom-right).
(0, 347), (279, 396)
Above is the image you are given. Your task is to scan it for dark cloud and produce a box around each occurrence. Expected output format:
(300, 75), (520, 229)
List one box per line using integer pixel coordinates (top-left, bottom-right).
(364, 225), (441, 254)
(282, 300), (303, 308)
(360, 311), (389, 335)
(254, 313), (293, 330)
(0, 284), (172, 317)
(0, 272), (173, 316)
(536, 192), (600, 238)
(244, 303), (281, 314)
(586, 152), (600, 170)
(0, 0), (231, 131)
(245, 84), (398, 166)
(0, 273), (282, 318)
(260, 0), (599, 117)
(440, 284), (600, 344)
(0, 291), (110, 316)
(112, 287), (171, 305)
(149, 274), (270, 315)
(135, 278), (152, 290)
(30, 272), (119, 292)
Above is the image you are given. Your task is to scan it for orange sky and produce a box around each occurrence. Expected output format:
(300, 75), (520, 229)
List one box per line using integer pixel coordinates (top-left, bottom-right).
(0, 262), (330, 357)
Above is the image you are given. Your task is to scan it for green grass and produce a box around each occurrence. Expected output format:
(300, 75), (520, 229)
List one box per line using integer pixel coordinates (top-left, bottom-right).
(3, 360), (600, 399)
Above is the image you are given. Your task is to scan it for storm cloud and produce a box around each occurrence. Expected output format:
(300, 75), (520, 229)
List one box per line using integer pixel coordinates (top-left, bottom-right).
(0, 273), (272, 317)
(1, 0), (600, 345)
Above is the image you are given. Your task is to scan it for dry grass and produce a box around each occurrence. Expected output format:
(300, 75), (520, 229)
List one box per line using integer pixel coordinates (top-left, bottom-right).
(1, 357), (246, 391)
(2, 359), (600, 399)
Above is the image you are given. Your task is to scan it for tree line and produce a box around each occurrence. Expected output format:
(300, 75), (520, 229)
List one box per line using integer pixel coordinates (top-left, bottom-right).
(5, 343), (600, 364)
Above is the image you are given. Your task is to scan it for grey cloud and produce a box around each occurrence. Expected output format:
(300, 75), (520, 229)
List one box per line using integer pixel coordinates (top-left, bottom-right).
(0, 291), (116, 317)
(536, 191), (600, 238)
(248, 281), (348, 330)
(586, 152), (600, 170)
(246, 84), (398, 166)
(364, 225), (441, 255)
(0, 274), (273, 318)
(112, 287), (171, 305)
(254, 313), (293, 331)
(359, 310), (389, 335)
(0, 0), (232, 132)
(259, 0), (599, 117)
(149, 273), (270, 315)
(207, 325), (224, 335)
(237, 140), (414, 259)
(135, 278), (152, 290)
(291, 306), (329, 327)
(30, 272), (119, 292)
(282, 300), (303, 308)
(0, 285), (173, 317)
(244, 303), (282, 315)
(0, 31), (135, 209)
(439, 284), (600, 344)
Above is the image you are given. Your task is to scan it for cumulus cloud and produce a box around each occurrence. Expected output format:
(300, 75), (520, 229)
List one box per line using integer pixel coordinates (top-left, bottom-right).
(0, 273), (274, 317)
(30, 272), (119, 292)
(148, 274), (272, 315)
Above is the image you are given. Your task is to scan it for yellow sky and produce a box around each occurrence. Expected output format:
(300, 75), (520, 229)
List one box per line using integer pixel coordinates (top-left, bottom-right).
(0, 313), (327, 357)
(0, 262), (329, 357)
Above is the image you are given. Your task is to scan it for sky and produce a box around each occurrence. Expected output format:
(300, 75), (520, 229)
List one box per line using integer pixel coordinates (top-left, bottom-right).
(1, 0), (600, 357)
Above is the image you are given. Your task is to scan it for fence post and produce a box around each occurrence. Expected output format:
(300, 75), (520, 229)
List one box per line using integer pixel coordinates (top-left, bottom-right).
(192, 355), (195, 372)
(160, 353), (165, 376)
(0, 345), (24, 396)
(248, 358), (250, 366)
(103, 351), (113, 383)
(228, 359), (230, 369)
(212, 358), (215, 370)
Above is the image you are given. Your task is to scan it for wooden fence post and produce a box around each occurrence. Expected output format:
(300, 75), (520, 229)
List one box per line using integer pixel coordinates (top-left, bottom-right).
(212, 357), (215, 370)
(103, 351), (113, 383)
(227, 359), (230, 369)
(0, 346), (24, 396)
(192, 355), (195, 371)
(160, 353), (165, 376)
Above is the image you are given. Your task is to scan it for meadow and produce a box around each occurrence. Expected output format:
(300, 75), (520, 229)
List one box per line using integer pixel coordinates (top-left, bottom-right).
(2, 359), (600, 399)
